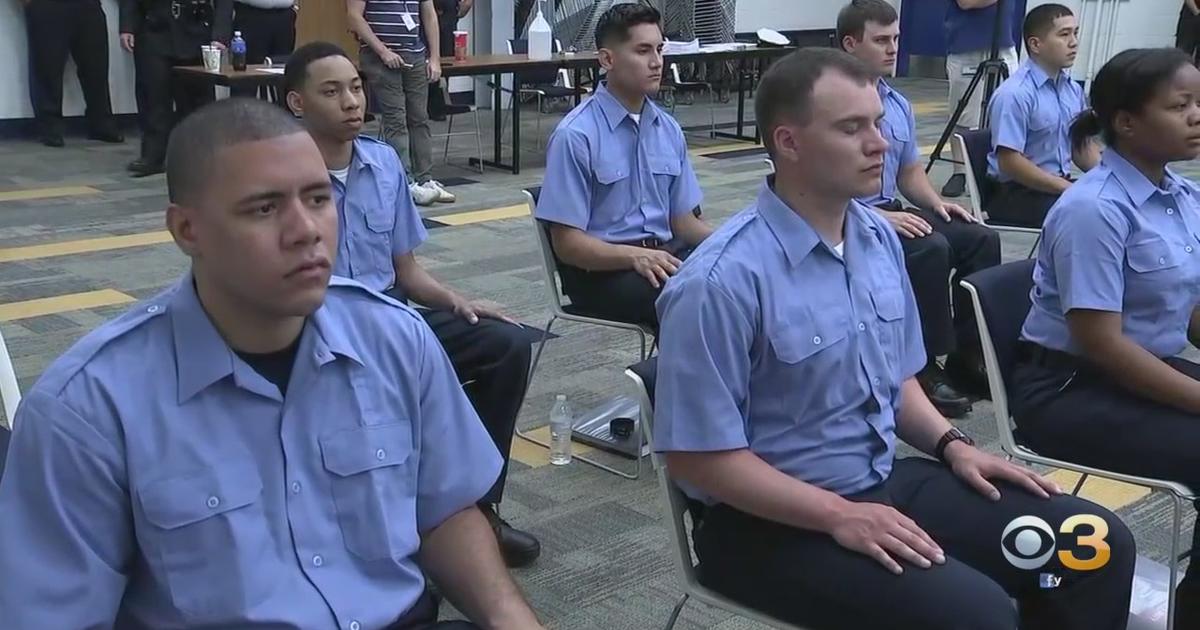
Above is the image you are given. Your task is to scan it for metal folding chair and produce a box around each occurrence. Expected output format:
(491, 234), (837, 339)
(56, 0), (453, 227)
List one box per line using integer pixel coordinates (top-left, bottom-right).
(522, 187), (654, 479)
(953, 130), (1042, 258)
(961, 260), (1194, 629)
(626, 358), (805, 630)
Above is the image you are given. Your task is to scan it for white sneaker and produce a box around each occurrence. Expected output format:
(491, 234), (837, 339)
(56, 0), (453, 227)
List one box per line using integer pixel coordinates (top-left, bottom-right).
(424, 180), (457, 203)
(409, 181), (438, 206)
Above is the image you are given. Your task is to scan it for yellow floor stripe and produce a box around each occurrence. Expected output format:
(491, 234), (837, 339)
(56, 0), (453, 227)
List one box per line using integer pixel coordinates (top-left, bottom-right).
(0, 186), (100, 203)
(435, 204), (529, 226)
(913, 102), (948, 116)
(0, 231), (173, 264)
(509, 426), (598, 469)
(1044, 469), (1151, 512)
(0, 289), (135, 322)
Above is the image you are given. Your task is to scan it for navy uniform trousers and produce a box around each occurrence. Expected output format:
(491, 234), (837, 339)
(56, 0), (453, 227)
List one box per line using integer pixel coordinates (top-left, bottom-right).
(694, 457), (1135, 630)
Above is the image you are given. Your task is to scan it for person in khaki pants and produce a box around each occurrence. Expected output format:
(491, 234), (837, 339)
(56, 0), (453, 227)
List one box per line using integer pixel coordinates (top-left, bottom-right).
(348, 0), (455, 206)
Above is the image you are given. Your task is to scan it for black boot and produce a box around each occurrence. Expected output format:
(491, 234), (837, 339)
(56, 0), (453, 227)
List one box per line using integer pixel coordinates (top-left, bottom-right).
(918, 363), (972, 419)
(941, 173), (966, 198)
(480, 504), (541, 569)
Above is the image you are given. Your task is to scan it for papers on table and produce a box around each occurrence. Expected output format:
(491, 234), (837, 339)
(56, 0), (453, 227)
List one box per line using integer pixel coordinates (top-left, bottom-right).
(664, 38), (700, 55)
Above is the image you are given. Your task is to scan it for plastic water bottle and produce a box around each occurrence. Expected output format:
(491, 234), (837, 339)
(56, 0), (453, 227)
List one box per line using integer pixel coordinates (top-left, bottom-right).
(549, 394), (572, 465)
(528, 1), (553, 61)
(231, 31), (247, 71)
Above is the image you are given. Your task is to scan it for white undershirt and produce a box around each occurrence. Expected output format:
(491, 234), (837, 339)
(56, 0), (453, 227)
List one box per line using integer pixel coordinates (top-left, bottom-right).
(629, 113), (641, 125)
(329, 166), (349, 185)
(833, 241), (845, 257)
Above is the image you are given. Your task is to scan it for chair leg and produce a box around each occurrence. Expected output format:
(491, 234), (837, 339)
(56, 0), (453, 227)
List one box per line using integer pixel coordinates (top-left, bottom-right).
(472, 108), (485, 174)
(525, 316), (557, 391)
(664, 593), (689, 630)
(1168, 492), (1185, 630)
(535, 94), (545, 151)
(1026, 233), (1042, 259)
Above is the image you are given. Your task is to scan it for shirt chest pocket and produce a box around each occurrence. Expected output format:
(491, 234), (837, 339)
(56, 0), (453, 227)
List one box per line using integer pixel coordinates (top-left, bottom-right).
(321, 423), (418, 562)
(1127, 237), (1182, 274)
(137, 459), (273, 619)
(870, 286), (907, 371)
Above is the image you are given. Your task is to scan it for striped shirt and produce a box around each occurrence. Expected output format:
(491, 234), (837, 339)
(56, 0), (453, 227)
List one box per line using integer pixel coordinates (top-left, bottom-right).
(364, 0), (428, 55)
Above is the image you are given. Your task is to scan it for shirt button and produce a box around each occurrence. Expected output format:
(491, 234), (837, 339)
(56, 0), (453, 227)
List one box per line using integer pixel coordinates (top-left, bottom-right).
(858, 322), (866, 331)
(1189, 246), (1195, 254)
(349, 622), (361, 630)
(375, 448), (387, 460)
(812, 336), (822, 345)
(206, 495), (220, 509)
(146, 305), (160, 314)
(291, 481), (301, 494)
(1168, 208), (1176, 215)
(312, 554), (324, 567)
(1160, 257), (1167, 265)
(873, 377), (881, 386)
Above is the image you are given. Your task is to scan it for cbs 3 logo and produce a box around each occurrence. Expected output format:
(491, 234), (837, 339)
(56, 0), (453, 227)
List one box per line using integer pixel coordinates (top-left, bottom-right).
(1001, 515), (1111, 571)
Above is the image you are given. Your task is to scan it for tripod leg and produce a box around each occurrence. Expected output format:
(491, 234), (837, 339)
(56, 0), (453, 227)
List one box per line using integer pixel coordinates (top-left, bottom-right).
(925, 64), (990, 174)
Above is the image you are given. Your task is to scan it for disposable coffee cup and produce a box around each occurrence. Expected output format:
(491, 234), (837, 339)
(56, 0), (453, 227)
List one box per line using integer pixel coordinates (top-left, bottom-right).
(201, 46), (221, 72)
(453, 31), (469, 61)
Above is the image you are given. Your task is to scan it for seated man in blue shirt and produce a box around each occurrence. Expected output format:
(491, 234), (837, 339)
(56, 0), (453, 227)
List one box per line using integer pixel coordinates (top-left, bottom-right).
(839, 0), (1001, 414)
(283, 42), (540, 569)
(986, 4), (1098, 228)
(654, 48), (1135, 630)
(0, 98), (544, 630)
(535, 3), (711, 334)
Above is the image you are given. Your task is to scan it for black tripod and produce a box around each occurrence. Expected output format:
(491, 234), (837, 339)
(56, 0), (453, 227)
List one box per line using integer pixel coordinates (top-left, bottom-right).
(925, 0), (1014, 175)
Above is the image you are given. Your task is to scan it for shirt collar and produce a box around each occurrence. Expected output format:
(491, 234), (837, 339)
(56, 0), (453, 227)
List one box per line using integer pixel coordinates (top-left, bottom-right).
(1024, 59), (1069, 87)
(877, 78), (894, 101)
(170, 274), (364, 403)
(756, 177), (878, 268)
(595, 82), (657, 131)
(351, 136), (383, 172)
(1103, 148), (1184, 206)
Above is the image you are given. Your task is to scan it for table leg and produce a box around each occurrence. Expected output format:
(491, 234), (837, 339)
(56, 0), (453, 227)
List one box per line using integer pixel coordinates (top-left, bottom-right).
(512, 76), (522, 175)
(469, 72), (517, 173)
(573, 67), (582, 105)
(713, 57), (760, 143)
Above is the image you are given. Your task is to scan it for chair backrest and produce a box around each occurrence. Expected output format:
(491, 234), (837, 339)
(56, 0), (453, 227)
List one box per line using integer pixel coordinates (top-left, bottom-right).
(508, 39), (560, 86)
(959, 259), (1036, 455)
(525, 188), (570, 317)
(0, 325), (20, 429)
(956, 128), (994, 213)
(626, 357), (701, 592)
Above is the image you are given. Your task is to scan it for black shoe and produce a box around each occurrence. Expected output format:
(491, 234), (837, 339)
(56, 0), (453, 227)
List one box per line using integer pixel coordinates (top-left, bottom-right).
(945, 351), (990, 400)
(127, 159), (164, 177)
(941, 173), (966, 198)
(88, 129), (125, 143)
(39, 133), (65, 148)
(480, 504), (541, 568)
(918, 366), (972, 419)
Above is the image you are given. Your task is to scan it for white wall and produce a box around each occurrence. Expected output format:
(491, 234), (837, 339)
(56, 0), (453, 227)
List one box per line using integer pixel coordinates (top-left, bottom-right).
(734, 0), (899, 32)
(0, 0), (137, 122)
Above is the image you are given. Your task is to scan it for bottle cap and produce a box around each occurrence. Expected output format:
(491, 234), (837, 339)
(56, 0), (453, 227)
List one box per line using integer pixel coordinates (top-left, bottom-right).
(234, 31), (242, 37)
(555, 394), (566, 401)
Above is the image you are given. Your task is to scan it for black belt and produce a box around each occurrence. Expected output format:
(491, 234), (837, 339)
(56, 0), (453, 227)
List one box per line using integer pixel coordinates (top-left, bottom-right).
(620, 237), (665, 249)
(1017, 341), (1084, 371)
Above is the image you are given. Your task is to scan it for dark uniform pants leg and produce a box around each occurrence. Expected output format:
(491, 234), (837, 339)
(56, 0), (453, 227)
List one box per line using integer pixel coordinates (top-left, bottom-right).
(911, 207), (1002, 354)
(560, 266), (662, 336)
(898, 229), (954, 359)
(1012, 353), (1200, 622)
(418, 308), (530, 505)
(694, 459), (1134, 630)
(987, 181), (1061, 229)
(71, 0), (117, 134)
(133, 34), (175, 165)
(25, 0), (75, 137)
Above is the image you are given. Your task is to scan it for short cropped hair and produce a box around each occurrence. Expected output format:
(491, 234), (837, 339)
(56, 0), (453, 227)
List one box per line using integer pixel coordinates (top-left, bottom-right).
(754, 48), (875, 157)
(283, 41), (352, 101)
(594, 3), (662, 50)
(166, 98), (307, 205)
(836, 0), (899, 48)
(1023, 3), (1074, 46)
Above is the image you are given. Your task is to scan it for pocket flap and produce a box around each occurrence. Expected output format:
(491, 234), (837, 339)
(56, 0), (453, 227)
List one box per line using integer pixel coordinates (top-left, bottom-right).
(365, 206), (397, 233)
(870, 288), (905, 322)
(1127, 238), (1180, 273)
(321, 423), (413, 477)
(139, 459), (263, 530)
(770, 325), (848, 364)
(595, 160), (630, 185)
(649, 153), (681, 176)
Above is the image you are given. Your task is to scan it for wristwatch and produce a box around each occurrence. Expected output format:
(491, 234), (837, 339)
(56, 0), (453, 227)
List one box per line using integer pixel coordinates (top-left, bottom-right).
(935, 428), (975, 463)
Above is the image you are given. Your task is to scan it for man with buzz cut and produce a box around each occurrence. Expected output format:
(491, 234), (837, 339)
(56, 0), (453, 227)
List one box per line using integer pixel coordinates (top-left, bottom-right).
(0, 97), (545, 630)
(838, 0), (1001, 411)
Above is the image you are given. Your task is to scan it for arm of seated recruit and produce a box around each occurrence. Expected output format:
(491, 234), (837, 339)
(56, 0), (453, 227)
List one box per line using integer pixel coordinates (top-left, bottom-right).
(997, 148), (1072, 195)
(669, 210), (713, 247)
(1070, 309), (1200, 414)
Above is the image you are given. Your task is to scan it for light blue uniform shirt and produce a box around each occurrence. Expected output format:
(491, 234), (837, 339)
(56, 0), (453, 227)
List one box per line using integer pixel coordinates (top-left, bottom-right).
(987, 60), (1087, 181)
(535, 83), (704, 243)
(0, 275), (502, 629)
(1022, 149), (1200, 357)
(331, 136), (428, 297)
(857, 79), (920, 208)
(654, 180), (927, 501)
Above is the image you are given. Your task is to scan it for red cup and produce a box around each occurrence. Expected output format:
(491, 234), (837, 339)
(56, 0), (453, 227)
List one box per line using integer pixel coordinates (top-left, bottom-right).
(454, 31), (468, 61)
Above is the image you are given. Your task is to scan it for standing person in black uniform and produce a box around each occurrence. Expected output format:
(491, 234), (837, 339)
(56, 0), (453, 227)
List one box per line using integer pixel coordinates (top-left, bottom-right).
(428, 0), (471, 120)
(1178, 0), (1200, 62)
(22, 0), (125, 147)
(118, 0), (233, 177)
